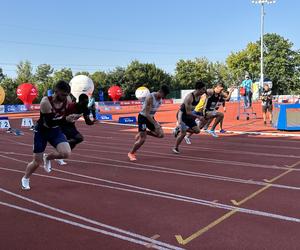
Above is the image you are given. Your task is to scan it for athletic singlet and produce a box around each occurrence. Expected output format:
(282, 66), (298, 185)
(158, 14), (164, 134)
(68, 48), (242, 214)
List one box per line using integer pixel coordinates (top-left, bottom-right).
(205, 92), (222, 112)
(261, 90), (272, 106)
(180, 93), (199, 114)
(140, 92), (162, 117)
(66, 103), (89, 116)
(38, 96), (68, 128)
(194, 98), (205, 112)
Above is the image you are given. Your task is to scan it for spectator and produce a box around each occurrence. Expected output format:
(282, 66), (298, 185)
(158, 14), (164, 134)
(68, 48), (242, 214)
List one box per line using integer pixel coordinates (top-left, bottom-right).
(241, 74), (253, 108)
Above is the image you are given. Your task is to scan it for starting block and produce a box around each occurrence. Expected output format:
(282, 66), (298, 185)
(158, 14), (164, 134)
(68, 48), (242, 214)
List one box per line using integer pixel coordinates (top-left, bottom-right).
(96, 113), (113, 121)
(118, 116), (137, 124)
(6, 128), (24, 136)
(21, 118), (34, 128)
(0, 116), (11, 130)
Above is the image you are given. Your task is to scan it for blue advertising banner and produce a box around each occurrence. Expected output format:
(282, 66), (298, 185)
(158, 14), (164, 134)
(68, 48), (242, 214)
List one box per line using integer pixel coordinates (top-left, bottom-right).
(96, 113), (113, 120)
(4, 105), (28, 113)
(118, 116), (137, 124)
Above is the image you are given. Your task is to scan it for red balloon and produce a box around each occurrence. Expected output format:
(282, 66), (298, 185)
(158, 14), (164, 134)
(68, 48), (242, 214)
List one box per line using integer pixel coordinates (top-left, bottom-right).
(108, 85), (122, 102)
(17, 83), (38, 105)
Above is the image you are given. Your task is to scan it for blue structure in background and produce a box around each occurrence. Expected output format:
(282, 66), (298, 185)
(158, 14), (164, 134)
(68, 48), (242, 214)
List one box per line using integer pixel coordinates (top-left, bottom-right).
(96, 113), (112, 120)
(4, 105), (27, 113)
(99, 90), (104, 102)
(47, 89), (53, 97)
(118, 116), (137, 124)
(273, 103), (300, 130)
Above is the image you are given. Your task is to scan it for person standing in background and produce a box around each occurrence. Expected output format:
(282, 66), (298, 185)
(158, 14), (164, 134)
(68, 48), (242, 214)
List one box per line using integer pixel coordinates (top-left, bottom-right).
(261, 83), (273, 125)
(241, 74), (253, 108)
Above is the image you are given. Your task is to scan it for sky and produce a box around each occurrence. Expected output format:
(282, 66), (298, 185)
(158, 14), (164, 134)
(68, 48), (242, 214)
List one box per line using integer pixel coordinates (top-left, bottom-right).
(0, 0), (299, 77)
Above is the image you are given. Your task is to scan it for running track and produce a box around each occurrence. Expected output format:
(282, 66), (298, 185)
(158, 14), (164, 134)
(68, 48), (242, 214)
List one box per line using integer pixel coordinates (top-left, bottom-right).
(1, 117), (300, 249)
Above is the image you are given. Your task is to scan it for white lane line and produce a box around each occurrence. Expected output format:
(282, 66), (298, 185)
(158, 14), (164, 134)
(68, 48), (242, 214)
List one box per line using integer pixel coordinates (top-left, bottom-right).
(75, 146), (299, 171)
(67, 157), (300, 191)
(77, 143), (296, 171)
(99, 121), (300, 138)
(1, 167), (300, 224)
(2, 133), (298, 171)
(1, 151), (300, 192)
(0, 200), (182, 250)
(81, 126), (300, 147)
(80, 136), (300, 160)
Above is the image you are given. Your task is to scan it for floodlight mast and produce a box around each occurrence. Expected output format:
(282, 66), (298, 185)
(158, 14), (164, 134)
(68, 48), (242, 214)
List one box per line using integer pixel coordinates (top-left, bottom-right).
(252, 0), (276, 87)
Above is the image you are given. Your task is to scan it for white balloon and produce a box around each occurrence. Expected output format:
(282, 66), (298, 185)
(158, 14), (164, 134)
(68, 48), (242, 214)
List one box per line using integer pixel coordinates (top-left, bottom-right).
(69, 75), (94, 102)
(135, 86), (150, 100)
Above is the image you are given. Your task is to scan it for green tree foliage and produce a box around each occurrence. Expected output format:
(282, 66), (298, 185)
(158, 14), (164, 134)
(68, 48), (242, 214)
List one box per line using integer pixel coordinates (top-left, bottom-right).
(35, 64), (54, 84)
(34, 64), (54, 100)
(226, 42), (260, 83)
(262, 33), (300, 94)
(91, 71), (108, 100)
(0, 68), (5, 82)
(210, 62), (235, 87)
(123, 61), (172, 99)
(174, 58), (214, 89)
(16, 60), (33, 85)
(75, 71), (91, 77)
(53, 68), (73, 84)
(0, 77), (19, 104)
(226, 33), (300, 94)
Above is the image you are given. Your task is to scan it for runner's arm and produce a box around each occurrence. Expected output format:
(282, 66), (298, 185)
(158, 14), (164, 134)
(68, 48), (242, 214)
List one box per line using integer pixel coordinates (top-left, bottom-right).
(184, 94), (201, 119)
(144, 95), (159, 128)
(222, 88), (234, 101)
(40, 97), (66, 127)
(83, 107), (95, 125)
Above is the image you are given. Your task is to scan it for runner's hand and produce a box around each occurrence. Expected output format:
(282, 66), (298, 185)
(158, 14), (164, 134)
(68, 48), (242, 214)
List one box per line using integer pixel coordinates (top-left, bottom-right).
(154, 122), (161, 129)
(66, 114), (80, 123)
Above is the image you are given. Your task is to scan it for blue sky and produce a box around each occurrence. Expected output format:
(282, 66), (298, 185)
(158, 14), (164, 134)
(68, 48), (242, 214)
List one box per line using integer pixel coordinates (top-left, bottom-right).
(0, 0), (299, 77)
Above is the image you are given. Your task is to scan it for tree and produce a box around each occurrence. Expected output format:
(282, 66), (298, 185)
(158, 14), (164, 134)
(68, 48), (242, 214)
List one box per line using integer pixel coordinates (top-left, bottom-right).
(262, 33), (300, 94)
(0, 68), (5, 82)
(226, 42), (260, 84)
(16, 60), (33, 85)
(91, 71), (108, 100)
(123, 61), (172, 99)
(35, 64), (54, 84)
(0, 77), (20, 104)
(174, 58), (214, 89)
(75, 71), (90, 77)
(211, 62), (234, 87)
(52, 68), (73, 84)
(226, 33), (300, 94)
(34, 64), (54, 100)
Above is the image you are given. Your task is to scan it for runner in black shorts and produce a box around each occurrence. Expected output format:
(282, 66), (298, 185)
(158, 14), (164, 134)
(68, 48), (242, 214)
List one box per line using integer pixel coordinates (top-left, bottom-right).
(138, 113), (156, 132)
(172, 80), (206, 154)
(57, 93), (95, 165)
(21, 80), (72, 190)
(128, 85), (170, 161)
(200, 83), (233, 137)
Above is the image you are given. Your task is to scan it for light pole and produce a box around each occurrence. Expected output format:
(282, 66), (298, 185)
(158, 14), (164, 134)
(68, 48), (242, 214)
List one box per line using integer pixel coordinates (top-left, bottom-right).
(252, 0), (276, 88)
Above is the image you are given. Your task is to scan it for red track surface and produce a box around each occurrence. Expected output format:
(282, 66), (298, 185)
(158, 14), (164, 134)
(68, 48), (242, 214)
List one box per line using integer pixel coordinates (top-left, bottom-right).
(1, 105), (300, 249)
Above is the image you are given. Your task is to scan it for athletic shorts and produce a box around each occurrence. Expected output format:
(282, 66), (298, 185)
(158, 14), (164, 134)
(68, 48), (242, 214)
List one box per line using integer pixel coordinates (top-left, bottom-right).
(138, 114), (156, 132)
(33, 124), (68, 153)
(61, 123), (81, 140)
(262, 105), (273, 113)
(192, 111), (204, 116)
(177, 111), (197, 129)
